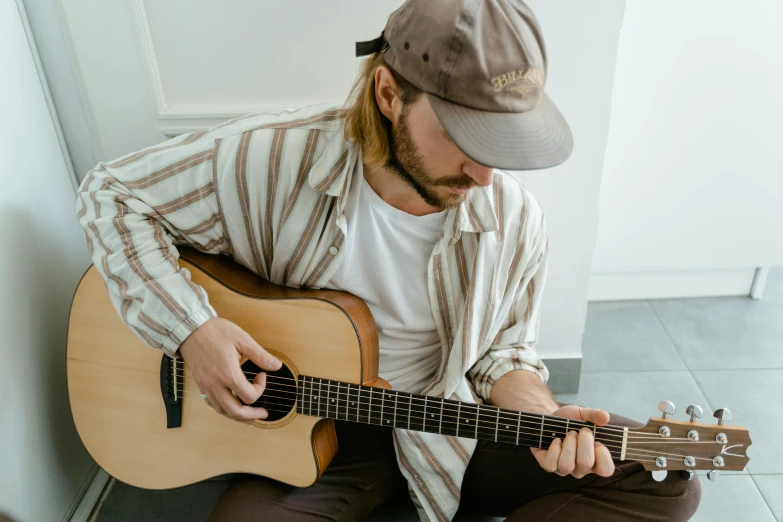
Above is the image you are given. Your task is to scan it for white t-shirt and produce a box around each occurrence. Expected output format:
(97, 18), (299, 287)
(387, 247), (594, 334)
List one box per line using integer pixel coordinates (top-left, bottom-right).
(325, 169), (447, 394)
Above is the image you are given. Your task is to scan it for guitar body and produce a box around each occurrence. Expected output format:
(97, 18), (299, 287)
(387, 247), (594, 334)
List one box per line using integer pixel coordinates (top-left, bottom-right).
(67, 248), (380, 489)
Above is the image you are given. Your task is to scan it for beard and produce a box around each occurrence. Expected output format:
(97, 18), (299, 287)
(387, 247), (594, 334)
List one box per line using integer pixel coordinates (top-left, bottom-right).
(384, 109), (474, 210)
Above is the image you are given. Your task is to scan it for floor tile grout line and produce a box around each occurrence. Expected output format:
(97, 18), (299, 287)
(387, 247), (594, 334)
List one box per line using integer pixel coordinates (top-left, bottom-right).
(646, 300), (690, 370)
(748, 473), (779, 521)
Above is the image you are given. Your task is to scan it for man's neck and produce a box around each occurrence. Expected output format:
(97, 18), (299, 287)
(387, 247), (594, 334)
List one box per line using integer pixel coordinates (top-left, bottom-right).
(362, 163), (441, 217)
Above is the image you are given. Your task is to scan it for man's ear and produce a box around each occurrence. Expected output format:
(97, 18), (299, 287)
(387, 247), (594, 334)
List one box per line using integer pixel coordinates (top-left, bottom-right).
(374, 66), (402, 124)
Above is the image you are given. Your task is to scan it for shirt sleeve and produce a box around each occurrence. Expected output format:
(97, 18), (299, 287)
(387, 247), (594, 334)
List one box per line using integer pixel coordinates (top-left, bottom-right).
(75, 131), (226, 356)
(468, 212), (550, 404)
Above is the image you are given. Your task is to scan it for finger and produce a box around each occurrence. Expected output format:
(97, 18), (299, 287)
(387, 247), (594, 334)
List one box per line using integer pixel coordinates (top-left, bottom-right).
(557, 430), (578, 476)
(579, 407), (611, 426)
(534, 437), (562, 473)
(229, 364), (266, 405)
(240, 335), (283, 372)
(574, 427), (596, 478)
(593, 442), (616, 477)
(213, 386), (269, 422)
(204, 390), (224, 415)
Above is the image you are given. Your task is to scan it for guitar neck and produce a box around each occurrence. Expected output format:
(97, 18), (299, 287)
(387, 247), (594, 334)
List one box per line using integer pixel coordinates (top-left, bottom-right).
(295, 376), (626, 454)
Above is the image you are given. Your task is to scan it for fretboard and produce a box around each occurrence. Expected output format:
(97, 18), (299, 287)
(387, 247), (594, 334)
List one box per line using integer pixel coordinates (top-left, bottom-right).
(294, 376), (625, 451)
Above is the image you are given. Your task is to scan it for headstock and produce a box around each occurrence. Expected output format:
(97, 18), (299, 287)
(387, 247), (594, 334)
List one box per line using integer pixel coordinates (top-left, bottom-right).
(626, 401), (751, 482)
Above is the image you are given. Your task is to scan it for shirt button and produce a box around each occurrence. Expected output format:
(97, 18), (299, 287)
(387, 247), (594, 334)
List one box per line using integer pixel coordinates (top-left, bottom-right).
(414, 475), (422, 484)
(329, 246), (339, 255)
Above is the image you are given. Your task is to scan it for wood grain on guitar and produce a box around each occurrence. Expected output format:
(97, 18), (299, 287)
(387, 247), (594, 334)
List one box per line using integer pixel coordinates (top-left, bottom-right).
(66, 248), (751, 489)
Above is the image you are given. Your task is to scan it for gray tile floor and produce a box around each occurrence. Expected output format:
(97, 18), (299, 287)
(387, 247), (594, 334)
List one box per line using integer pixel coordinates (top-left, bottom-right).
(94, 267), (783, 521)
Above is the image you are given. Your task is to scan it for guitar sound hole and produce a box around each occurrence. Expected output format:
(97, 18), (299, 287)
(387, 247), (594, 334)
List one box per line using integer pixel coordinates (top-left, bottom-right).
(240, 360), (296, 422)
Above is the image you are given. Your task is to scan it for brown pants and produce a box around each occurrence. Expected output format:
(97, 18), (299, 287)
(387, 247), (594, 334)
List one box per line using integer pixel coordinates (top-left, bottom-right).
(209, 412), (701, 522)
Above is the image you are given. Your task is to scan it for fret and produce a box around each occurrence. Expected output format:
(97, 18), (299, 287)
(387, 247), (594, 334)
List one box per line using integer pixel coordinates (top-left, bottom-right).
(438, 398), (443, 435)
(565, 419), (570, 433)
(317, 379), (322, 417)
(341, 383), (348, 421)
(539, 415), (545, 448)
(350, 384), (358, 422)
(369, 387), (384, 425)
(516, 411), (521, 445)
(409, 394), (425, 432)
(494, 408), (500, 443)
(367, 387), (374, 424)
(456, 403), (461, 437)
(497, 410), (519, 444)
(343, 383), (350, 420)
(423, 397), (427, 432)
(358, 385), (372, 425)
(393, 392), (399, 427)
(380, 389), (385, 425)
(301, 376), (309, 416)
(343, 382), (349, 421)
(325, 379), (331, 418)
(335, 382), (341, 420)
(440, 399), (460, 437)
(406, 393), (412, 430)
(310, 378), (315, 417)
(355, 385), (361, 423)
(474, 405), (496, 441)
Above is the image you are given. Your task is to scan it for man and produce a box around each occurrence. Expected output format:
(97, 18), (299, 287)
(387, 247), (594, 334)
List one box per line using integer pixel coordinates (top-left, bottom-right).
(76, 0), (700, 520)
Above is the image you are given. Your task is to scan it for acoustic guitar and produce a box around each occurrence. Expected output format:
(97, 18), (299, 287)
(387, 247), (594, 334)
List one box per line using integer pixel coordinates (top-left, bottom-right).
(66, 247), (751, 489)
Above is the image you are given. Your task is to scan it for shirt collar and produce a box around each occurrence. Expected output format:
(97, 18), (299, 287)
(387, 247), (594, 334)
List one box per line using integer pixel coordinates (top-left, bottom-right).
(445, 182), (500, 245)
(307, 129), (355, 197)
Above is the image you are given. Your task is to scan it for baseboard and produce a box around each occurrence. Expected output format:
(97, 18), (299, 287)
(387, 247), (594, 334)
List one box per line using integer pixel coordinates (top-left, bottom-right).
(542, 356), (582, 394)
(65, 465), (113, 522)
(588, 268), (757, 301)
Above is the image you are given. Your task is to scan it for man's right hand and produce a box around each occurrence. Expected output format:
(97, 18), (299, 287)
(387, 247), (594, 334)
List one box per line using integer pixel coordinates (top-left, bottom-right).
(179, 317), (282, 422)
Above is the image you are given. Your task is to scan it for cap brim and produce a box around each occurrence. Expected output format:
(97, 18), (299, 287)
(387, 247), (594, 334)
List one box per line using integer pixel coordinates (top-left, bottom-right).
(426, 92), (573, 171)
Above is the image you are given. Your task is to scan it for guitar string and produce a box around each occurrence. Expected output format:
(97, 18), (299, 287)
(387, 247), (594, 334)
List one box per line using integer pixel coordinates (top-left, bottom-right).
(174, 389), (728, 462)
(171, 370), (647, 437)
(172, 370), (705, 440)
(172, 391), (717, 465)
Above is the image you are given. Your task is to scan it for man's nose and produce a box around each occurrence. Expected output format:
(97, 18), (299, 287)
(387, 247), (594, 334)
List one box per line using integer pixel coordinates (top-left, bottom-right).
(463, 162), (494, 187)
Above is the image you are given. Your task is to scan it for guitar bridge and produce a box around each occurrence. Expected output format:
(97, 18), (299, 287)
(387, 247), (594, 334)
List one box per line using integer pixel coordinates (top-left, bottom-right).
(160, 354), (183, 428)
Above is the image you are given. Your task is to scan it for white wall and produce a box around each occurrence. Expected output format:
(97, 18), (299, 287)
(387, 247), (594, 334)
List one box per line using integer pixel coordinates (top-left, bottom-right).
(516, 0), (626, 359)
(590, 0), (783, 300)
(0, 2), (94, 521)
(51, 0), (624, 367)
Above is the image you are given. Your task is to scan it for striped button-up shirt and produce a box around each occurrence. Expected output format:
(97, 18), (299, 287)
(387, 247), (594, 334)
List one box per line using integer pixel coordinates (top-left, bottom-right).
(76, 103), (550, 522)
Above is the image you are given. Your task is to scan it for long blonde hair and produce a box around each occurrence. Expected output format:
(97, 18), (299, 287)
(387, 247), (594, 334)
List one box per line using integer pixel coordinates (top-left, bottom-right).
(342, 53), (421, 167)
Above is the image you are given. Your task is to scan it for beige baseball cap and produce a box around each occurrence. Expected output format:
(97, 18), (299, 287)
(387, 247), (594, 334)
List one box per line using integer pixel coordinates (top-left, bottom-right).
(356, 0), (573, 171)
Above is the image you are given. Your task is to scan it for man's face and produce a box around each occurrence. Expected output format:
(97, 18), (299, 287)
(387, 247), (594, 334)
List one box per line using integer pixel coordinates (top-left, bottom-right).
(385, 96), (494, 210)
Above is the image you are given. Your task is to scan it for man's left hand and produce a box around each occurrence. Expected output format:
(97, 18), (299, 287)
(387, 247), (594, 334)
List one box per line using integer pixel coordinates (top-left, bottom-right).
(530, 405), (615, 479)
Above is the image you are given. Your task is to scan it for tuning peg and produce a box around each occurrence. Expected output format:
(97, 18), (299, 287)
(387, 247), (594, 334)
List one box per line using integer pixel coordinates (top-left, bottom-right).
(713, 408), (732, 425)
(686, 404), (703, 422)
(707, 470), (719, 481)
(658, 400), (675, 419)
(680, 470), (695, 481)
(651, 470), (668, 482)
